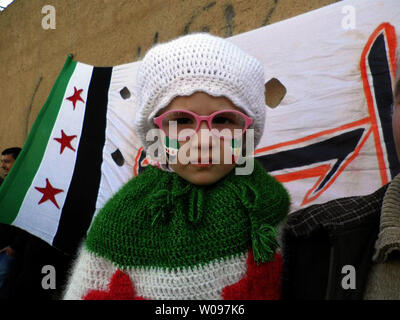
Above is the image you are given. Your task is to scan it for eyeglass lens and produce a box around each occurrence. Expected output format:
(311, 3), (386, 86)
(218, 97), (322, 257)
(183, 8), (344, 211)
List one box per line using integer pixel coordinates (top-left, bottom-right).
(161, 111), (246, 139)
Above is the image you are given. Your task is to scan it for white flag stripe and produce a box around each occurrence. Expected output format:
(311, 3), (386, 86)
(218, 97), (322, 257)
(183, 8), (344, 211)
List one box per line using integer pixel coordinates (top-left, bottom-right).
(13, 63), (94, 244)
(94, 62), (141, 218)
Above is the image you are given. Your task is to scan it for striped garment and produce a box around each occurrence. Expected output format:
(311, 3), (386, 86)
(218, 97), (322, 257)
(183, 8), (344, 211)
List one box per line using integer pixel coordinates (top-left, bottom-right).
(65, 245), (283, 300)
(63, 161), (290, 300)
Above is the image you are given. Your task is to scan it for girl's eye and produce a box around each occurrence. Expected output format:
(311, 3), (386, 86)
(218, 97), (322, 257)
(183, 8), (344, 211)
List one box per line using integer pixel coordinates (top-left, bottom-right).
(176, 117), (193, 125)
(213, 116), (234, 124)
(163, 112), (195, 127)
(165, 112), (192, 121)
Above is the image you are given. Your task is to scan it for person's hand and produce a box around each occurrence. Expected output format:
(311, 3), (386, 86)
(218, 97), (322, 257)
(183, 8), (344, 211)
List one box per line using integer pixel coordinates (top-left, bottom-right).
(0, 246), (16, 256)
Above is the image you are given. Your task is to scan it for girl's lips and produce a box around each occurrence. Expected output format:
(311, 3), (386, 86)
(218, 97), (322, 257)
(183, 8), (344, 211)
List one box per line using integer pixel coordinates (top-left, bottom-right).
(192, 163), (213, 168)
(192, 159), (213, 167)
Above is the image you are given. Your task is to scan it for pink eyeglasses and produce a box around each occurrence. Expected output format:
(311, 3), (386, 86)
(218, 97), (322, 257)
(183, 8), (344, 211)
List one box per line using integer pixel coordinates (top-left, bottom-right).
(153, 109), (253, 140)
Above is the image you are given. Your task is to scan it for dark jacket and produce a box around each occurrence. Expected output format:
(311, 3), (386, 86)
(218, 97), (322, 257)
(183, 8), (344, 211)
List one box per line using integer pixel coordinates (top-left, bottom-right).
(0, 178), (28, 252)
(0, 223), (27, 252)
(281, 185), (387, 300)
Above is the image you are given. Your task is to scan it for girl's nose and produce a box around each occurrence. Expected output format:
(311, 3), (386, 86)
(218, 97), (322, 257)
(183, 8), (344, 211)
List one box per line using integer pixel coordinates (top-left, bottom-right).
(198, 120), (209, 131)
(197, 121), (211, 144)
(196, 121), (218, 150)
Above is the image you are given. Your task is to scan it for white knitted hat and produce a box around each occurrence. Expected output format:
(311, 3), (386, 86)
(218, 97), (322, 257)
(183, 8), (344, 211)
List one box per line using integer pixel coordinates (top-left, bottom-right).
(134, 33), (266, 150)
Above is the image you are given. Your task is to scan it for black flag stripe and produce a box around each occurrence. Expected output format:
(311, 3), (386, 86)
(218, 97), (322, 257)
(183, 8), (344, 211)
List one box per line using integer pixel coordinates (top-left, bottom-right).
(52, 67), (112, 254)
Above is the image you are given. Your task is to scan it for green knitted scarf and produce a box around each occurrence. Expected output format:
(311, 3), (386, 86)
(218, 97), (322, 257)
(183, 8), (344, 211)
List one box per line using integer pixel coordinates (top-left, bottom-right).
(86, 160), (290, 269)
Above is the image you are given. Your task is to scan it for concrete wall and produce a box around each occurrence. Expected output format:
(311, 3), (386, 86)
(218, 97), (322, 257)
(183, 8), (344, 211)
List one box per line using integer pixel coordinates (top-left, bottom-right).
(0, 0), (338, 154)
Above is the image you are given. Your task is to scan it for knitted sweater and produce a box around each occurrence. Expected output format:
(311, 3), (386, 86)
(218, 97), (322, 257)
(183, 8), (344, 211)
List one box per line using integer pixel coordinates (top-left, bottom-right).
(63, 160), (290, 300)
(363, 173), (400, 299)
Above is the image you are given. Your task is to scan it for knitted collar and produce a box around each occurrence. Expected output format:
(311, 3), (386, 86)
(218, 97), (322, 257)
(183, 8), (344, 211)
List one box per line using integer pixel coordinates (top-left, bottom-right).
(86, 160), (290, 269)
(373, 173), (400, 263)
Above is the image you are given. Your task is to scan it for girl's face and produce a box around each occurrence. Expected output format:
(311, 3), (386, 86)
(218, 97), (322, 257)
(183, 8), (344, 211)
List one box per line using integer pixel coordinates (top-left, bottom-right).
(159, 92), (245, 185)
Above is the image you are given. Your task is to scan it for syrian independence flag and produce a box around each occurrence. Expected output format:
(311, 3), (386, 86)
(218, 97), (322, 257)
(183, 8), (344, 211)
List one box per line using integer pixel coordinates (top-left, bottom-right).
(0, 55), (141, 254)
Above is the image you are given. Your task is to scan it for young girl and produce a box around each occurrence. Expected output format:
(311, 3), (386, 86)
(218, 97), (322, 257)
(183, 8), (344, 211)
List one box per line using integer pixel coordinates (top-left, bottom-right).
(63, 33), (290, 300)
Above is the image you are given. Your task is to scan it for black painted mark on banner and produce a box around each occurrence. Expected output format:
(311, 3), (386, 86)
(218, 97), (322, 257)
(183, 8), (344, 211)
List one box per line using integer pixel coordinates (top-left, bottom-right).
(138, 148), (148, 176)
(258, 128), (365, 194)
(112, 149), (125, 167)
(368, 33), (400, 178)
(120, 87), (131, 100)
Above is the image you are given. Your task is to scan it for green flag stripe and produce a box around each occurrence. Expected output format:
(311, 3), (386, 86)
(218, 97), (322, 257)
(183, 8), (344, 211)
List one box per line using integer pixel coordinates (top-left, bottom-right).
(0, 55), (77, 223)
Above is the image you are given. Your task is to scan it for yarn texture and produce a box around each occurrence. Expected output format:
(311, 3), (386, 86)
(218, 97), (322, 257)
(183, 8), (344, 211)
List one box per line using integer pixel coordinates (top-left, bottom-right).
(64, 160), (290, 299)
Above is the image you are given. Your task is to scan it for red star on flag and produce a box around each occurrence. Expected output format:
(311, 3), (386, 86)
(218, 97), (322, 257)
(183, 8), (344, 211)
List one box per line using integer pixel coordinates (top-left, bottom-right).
(66, 87), (85, 110)
(54, 130), (77, 154)
(35, 178), (64, 209)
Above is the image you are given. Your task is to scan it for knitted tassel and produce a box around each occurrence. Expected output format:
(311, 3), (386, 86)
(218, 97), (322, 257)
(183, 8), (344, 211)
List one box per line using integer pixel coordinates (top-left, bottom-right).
(251, 224), (278, 264)
(235, 177), (289, 264)
(149, 186), (192, 226)
(149, 189), (173, 226)
(238, 183), (259, 210)
(149, 185), (205, 226)
(188, 188), (204, 224)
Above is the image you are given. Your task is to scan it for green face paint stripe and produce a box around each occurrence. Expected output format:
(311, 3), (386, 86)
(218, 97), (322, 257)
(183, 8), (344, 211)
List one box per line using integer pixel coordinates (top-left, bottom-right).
(232, 138), (242, 148)
(165, 136), (180, 149)
(165, 136), (180, 157)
